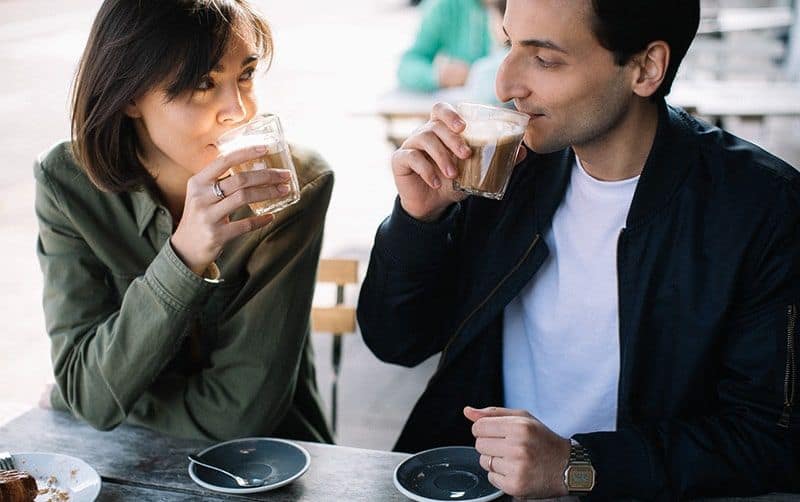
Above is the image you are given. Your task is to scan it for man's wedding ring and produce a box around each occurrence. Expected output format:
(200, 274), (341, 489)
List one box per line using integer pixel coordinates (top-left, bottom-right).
(212, 180), (225, 200)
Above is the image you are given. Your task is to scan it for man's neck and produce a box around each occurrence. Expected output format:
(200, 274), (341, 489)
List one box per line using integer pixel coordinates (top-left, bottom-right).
(572, 99), (659, 182)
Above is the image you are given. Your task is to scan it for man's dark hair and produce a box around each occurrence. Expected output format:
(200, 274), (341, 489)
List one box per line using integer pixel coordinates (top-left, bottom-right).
(71, 0), (272, 193)
(589, 0), (700, 100)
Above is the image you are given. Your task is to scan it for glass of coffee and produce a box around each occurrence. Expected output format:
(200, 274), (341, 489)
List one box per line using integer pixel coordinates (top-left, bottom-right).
(452, 103), (529, 200)
(215, 114), (301, 215)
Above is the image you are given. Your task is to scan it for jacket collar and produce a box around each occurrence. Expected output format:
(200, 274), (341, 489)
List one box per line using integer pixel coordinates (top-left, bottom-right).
(129, 184), (160, 236)
(625, 100), (697, 229)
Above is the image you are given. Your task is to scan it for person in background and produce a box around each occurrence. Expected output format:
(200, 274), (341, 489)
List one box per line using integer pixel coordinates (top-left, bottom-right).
(438, 0), (509, 105)
(35, 0), (334, 444)
(397, 0), (493, 92)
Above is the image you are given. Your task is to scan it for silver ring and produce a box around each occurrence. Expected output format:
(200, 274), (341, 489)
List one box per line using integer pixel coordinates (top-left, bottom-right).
(488, 456), (494, 473)
(212, 180), (225, 200)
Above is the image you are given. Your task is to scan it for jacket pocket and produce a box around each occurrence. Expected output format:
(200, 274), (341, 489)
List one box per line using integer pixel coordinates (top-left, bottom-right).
(778, 304), (797, 429)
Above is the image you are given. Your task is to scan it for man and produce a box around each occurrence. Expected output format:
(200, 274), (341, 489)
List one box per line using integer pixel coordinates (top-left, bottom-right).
(358, 0), (800, 500)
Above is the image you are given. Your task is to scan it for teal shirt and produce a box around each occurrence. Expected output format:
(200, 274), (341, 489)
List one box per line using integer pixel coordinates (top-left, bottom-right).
(398, 0), (492, 92)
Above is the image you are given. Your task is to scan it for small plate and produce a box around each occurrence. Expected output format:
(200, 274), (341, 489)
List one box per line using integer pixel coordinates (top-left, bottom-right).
(11, 452), (101, 502)
(188, 437), (310, 494)
(394, 446), (503, 502)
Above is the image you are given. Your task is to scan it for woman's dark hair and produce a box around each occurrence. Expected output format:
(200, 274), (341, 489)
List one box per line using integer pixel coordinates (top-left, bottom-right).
(589, 0), (700, 100)
(71, 0), (273, 193)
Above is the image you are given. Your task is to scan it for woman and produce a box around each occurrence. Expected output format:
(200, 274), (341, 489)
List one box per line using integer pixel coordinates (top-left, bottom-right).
(34, 0), (334, 443)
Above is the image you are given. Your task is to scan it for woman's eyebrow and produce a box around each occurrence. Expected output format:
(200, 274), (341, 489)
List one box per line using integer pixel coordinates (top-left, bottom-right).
(212, 54), (260, 72)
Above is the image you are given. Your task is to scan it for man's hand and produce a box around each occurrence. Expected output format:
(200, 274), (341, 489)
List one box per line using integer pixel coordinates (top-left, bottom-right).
(465, 406), (571, 499)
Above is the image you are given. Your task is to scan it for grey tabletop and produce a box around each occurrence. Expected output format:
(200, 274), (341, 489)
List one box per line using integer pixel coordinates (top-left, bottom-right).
(0, 408), (415, 501)
(1, 408), (797, 501)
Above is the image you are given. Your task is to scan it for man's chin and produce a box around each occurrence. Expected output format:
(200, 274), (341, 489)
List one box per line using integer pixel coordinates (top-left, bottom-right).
(523, 134), (567, 155)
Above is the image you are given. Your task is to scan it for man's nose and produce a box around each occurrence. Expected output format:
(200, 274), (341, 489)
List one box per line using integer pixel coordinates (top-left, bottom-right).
(495, 51), (528, 104)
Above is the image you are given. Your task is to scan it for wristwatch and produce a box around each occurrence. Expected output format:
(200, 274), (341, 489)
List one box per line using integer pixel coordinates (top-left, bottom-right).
(563, 438), (596, 495)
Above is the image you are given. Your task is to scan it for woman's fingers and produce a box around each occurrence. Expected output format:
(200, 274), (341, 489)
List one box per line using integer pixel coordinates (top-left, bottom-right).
(217, 168), (292, 198)
(221, 213), (275, 241)
(196, 143), (269, 184)
(210, 183), (292, 220)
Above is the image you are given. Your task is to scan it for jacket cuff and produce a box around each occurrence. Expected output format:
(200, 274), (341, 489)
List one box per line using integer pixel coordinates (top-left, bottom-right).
(375, 197), (460, 270)
(572, 428), (663, 500)
(144, 240), (215, 312)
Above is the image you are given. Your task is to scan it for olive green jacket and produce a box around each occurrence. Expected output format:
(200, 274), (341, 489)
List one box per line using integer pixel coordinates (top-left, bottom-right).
(35, 141), (334, 443)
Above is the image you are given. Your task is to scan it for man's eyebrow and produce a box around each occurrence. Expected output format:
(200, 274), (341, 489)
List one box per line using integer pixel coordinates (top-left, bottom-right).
(212, 54), (260, 72)
(502, 27), (569, 54)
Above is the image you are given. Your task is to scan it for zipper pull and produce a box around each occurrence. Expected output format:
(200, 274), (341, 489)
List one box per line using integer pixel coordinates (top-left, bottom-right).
(778, 404), (792, 429)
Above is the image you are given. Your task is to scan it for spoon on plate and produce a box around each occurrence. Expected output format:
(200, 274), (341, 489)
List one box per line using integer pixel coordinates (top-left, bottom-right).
(187, 454), (266, 487)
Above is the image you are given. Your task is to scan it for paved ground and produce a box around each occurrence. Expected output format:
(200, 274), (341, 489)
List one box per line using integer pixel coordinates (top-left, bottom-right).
(0, 0), (797, 452)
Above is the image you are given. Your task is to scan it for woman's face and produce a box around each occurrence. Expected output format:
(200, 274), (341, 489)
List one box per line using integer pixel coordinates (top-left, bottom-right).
(127, 27), (262, 176)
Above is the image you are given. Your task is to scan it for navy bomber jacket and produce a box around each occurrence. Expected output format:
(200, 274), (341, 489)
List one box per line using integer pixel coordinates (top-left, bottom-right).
(357, 102), (800, 500)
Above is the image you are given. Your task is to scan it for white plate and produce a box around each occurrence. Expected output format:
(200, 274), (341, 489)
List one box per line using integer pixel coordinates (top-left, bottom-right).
(11, 452), (101, 502)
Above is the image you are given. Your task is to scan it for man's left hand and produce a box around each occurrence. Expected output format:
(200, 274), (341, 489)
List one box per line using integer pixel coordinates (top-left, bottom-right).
(464, 406), (571, 499)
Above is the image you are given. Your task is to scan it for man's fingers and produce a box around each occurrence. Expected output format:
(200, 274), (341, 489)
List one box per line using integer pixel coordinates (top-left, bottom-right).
(394, 149), (443, 189)
(465, 406), (532, 420)
(479, 454), (510, 476)
(404, 129), (459, 180)
(430, 102), (466, 133)
(199, 144), (269, 183)
(515, 144), (528, 165)
(487, 472), (507, 493)
(430, 120), (472, 162)
(474, 437), (507, 457)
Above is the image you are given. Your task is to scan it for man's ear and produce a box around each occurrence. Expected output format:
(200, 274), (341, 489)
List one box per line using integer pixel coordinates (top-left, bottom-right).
(124, 100), (142, 119)
(631, 41), (670, 99)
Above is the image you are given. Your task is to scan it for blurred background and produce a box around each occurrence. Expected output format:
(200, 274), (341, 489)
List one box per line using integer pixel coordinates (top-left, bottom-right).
(0, 0), (798, 451)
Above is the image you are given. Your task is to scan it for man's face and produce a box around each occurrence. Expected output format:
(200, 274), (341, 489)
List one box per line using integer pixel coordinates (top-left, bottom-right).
(496, 0), (638, 153)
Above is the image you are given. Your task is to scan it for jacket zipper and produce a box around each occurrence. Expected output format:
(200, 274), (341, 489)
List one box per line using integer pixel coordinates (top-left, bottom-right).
(436, 234), (542, 372)
(778, 304), (797, 429)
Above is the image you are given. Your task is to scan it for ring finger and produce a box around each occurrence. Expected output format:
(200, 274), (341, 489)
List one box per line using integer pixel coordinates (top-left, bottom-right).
(215, 169), (292, 200)
(210, 184), (292, 220)
(480, 454), (509, 476)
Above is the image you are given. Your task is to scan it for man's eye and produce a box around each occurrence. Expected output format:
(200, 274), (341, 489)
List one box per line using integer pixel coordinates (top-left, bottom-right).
(503, 39), (512, 49)
(536, 57), (557, 68)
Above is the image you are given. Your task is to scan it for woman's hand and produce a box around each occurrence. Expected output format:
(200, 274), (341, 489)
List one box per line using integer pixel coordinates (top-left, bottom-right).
(171, 144), (292, 275)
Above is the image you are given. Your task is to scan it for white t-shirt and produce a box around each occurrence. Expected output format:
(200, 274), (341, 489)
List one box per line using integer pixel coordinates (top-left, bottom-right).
(502, 156), (640, 439)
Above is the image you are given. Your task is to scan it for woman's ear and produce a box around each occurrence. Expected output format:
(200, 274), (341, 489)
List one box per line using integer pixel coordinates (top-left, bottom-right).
(124, 100), (142, 119)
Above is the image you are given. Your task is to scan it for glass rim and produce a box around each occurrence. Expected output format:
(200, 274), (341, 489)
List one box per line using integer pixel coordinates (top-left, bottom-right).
(455, 102), (530, 122)
(215, 113), (281, 147)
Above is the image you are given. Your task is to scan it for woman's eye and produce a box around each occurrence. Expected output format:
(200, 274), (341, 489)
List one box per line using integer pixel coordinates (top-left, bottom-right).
(240, 68), (256, 81)
(196, 77), (214, 91)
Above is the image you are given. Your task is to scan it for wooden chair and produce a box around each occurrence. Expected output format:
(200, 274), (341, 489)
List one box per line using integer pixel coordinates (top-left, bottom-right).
(311, 259), (359, 434)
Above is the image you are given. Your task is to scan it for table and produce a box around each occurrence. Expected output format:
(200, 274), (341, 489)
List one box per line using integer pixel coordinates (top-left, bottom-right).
(0, 408), (796, 501)
(0, 408), (412, 501)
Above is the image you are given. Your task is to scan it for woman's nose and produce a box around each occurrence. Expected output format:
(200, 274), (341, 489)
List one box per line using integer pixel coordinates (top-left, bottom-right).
(218, 85), (247, 125)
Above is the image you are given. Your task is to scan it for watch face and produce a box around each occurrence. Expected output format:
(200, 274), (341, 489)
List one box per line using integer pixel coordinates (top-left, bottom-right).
(566, 465), (595, 490)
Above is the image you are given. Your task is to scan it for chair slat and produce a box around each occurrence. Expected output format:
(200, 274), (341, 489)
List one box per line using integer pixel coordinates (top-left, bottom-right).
(312, 306), (357, 334)
(317, 259), (358, 285)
